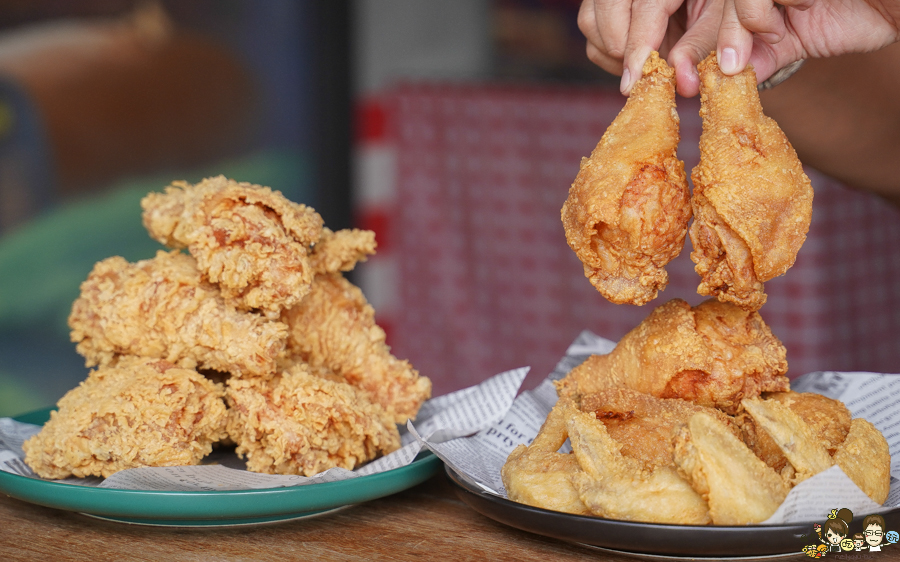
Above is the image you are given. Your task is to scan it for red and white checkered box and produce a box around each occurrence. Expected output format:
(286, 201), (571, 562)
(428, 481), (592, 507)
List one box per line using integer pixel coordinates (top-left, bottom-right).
(355, 84), (900, 396)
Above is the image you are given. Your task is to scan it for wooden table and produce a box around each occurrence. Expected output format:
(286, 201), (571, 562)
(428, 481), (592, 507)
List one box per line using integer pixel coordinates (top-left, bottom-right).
(0, 470), (889, 561)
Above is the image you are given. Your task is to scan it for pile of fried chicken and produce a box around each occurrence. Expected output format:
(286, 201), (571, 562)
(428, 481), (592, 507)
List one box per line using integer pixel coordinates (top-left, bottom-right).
(506, 52), (890, 526)
(23, 176), (431, 479)
(502, 299), (891, 525)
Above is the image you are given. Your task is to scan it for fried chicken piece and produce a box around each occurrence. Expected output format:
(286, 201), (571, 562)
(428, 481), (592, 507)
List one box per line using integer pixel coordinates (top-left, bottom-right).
(833, 418), (891, 504)
(737, 392), (851, 475)
(690, 53), (813, 311)
(581, 388), (739, 470)
(561, 51), (691, 305)
(673, 411), (790, 525)
(557, 299), (789, 414)
(501, 399), (591, 515)
(69, 250), (288, 378)
(225, 363), (400, 476)
(23, 358), (227, 479)
(568, 406), (711, 524)
(309, 227), (377, 275)
(281, 272), (431, 423)
(741, 397), (833, 484)
(141, 176), (324, 318)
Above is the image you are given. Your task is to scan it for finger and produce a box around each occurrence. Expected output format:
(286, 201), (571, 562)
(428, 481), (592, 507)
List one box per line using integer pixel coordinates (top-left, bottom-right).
(732, 0), (788, 47)
(621, 0), (683, 94)
(578, 0), (633, 63)
(747, 32), (805, 84)
(668, 0), (723, 96)
(717, 0), (754, 74)
(587, 40), (625, 75)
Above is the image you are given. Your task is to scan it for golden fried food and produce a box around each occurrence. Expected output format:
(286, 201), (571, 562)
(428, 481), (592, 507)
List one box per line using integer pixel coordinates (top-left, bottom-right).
(69, 250), (288, 378)
(673, 412), (790, 525)
(580, 388), (738, 469)
(281, 272), (431, 424)
(557, 299), (789, 414)
(690, 53), (813, 311)
(309, 227), (377, 275)
(23, 358), (227, 479)
(500, 399), (590, 515)
(737, 391), (851, 475)
(568, 407), (711, 524)
(561, 51), (691, 305)
(833, 418), (891, 504)
(225, 363), (400, 476)
(741, 397), (833, 484)
(141, 176), (324, 317)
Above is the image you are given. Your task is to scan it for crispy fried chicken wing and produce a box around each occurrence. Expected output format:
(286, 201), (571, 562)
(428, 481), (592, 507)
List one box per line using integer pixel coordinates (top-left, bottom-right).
(741, 397), (834, 484)
(141, 176), (324, 317)
(561, 51), (691, 305)
(833, 418), (891, 504)
(69, 250), (288, 378)
(690, 54), (813, 310)
(580, 388), (738, 470)
(281, 272), (431, 423)
(737, 391), (851, 476)
(225, 363), (400, 476)
(567, 406), (711, 524)
(500, 399), (590, 515)
(673, 411), (790, 525)
(557, 299), (789, 414)
(23, 358), (228, 479)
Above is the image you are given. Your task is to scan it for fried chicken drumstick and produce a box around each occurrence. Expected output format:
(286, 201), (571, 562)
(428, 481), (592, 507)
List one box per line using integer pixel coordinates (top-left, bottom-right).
(561, 51), (691, 305)
(690, 53), (813, 311)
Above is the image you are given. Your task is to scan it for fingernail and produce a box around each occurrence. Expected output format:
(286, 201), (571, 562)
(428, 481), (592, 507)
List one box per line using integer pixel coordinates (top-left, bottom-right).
(620, 68), (631, 95)
(719, 47), (739, 74)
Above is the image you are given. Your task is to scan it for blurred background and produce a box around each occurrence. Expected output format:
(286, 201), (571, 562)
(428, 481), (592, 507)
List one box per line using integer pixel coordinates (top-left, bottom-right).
(0, 0), (897, 418)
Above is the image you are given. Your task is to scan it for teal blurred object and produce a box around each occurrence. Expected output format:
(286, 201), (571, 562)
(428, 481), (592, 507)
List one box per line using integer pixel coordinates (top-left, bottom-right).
(0, 150), (313, 417)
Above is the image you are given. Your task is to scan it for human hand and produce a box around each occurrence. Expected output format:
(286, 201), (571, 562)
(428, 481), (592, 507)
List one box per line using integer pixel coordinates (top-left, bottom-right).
(578, 0), (724, 97)
(717, 0), (900, 83)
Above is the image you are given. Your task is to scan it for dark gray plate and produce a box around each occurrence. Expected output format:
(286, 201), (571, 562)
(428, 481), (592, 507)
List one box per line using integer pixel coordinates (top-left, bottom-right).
(446, 466), (897, 558)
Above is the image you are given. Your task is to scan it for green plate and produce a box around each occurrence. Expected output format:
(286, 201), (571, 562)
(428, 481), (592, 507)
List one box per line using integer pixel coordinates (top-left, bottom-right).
(0, 408), (442, 526)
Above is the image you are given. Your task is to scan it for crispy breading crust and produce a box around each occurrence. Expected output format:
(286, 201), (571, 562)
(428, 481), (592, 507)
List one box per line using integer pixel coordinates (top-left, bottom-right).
(561, 51), (691, 305)
(225, 364), (400, 476)
(68, 250), (288, 378)
(141, 176), (324, 317)
(281, 272), (431, 424)
(23, 359), (228, 479)
(309, 227), (377, 275)
(690, 54), (813, 310)
(556, 299), (789, 414)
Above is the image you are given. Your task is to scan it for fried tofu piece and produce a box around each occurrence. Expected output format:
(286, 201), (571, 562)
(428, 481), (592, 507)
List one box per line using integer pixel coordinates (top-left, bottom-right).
(690, 54), (813, 310)
(225, 364), (400, 476)
(23, 359), (227, 479)
(561, 51), (691, 305)
(69, 250), (288, 378)
(557, 299), (789, 414)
